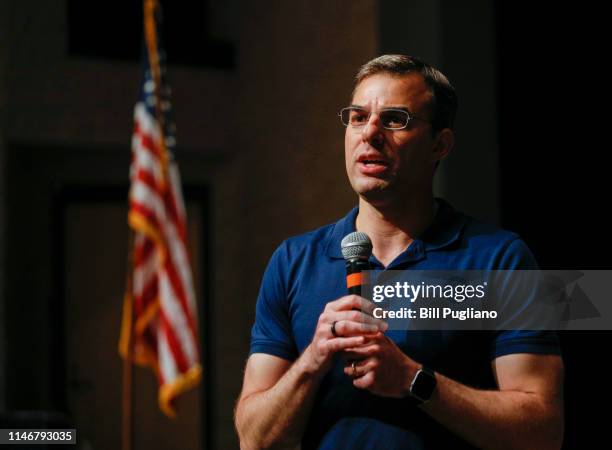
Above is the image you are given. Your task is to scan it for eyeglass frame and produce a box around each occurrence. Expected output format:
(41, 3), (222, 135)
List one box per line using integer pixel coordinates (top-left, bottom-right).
(338, 105), (431, 130)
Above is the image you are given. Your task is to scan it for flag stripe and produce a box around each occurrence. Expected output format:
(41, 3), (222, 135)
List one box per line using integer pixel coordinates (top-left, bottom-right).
(163, 256), (198, 341)
(135, 168), (162, 195)
(134, 235), (155, 266)
(132, 136), (164, 185)
(134, 122), (163, 160)
(159, 307), (189, 373)
(136, 274), (159, 311)
(159, 271), (198, 363)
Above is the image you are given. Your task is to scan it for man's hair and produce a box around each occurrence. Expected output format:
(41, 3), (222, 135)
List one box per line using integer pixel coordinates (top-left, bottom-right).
(353, 55), (457, 134)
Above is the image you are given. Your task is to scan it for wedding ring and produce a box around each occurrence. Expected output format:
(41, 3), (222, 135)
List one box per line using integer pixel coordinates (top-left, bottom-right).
(331, 320), (338, 337)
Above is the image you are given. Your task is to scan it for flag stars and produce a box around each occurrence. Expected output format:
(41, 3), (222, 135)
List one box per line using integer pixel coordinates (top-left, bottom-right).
(165, 136), (176, 148)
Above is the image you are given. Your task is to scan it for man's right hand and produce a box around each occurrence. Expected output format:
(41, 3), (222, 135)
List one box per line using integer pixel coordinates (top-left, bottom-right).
(302, 294), (388, 376)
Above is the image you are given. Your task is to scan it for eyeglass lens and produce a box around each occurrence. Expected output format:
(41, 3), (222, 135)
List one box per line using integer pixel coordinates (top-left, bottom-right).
(341, 107), (409, 129)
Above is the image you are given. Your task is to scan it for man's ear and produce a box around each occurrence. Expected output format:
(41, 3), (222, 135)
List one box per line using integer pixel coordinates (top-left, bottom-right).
(432, 128), (454, 163)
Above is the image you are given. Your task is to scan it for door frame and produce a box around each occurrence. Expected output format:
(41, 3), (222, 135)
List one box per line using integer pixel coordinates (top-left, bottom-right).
(52, 184), (214, 449)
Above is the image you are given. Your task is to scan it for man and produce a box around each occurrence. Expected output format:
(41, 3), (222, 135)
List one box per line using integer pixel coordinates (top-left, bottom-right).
(234, 55), (563, 449)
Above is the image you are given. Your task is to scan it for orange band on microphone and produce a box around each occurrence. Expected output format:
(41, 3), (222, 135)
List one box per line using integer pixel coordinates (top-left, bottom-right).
(346, 272), (367, 289)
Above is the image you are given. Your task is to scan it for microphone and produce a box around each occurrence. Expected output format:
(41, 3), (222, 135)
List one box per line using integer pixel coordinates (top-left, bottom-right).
(341, 232), (372, 296)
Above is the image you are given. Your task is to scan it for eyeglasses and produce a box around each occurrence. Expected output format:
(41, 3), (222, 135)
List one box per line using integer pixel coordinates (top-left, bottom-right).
(338, 106), (429, 130)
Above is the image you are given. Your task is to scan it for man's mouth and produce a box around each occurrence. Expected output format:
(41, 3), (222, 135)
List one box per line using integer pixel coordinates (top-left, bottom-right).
(360, 159), (389, 166)
(357, 157), (390, 175)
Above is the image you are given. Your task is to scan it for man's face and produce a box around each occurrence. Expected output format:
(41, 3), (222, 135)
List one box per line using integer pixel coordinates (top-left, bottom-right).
(345, 73), (439, 204)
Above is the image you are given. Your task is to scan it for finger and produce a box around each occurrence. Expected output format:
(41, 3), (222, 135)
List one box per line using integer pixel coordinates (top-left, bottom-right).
(353, 370), (375, 389)
(333, 309), (388, 330)
(331, 320), (381, 337)
(339, 346), (374, 362)
(362, 331), (386, 342)
(346, 330), (384, 344)
(342, 342), (382, 358)
(343, 360), (361, 378)
(343, 332), (385, 352)
(325, 335), (366, 353)
(331, 309), (388, 329)
(343, 358), (376, 377)
(327, 295), (379, 316)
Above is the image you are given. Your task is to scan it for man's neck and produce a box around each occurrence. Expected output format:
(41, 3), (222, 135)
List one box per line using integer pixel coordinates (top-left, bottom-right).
(355, 194), (438, 267)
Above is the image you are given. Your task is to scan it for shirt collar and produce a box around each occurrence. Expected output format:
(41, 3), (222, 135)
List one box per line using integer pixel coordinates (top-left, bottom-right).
(325, 198), (467, 261)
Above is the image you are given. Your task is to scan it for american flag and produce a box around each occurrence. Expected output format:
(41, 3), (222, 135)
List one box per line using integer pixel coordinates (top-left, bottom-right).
(119, 3), (201, 418)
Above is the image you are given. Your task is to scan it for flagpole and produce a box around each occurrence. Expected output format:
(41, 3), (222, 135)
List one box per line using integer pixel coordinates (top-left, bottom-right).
(122, 229), (136, 450)
(143, 0), (169, 170)
(121, 5), (162, 449)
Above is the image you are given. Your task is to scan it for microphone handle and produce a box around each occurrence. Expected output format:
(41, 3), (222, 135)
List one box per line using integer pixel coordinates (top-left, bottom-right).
(345, 258), (371, 296)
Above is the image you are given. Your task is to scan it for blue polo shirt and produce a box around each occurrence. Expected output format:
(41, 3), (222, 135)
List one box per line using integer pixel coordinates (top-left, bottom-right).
(250, 199), (560, 450)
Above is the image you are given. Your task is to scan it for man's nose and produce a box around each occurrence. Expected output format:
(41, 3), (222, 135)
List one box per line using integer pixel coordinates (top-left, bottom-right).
(361, 112), (384, 146)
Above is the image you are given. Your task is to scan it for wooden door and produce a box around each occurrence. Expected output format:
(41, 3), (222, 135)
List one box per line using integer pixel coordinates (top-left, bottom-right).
(62, 196), (206, 450)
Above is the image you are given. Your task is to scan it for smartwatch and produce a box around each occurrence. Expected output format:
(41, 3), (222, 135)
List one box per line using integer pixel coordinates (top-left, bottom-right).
(409, 366), (437, 404)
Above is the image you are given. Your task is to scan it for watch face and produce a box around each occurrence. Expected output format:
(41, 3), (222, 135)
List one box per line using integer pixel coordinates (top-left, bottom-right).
(411, 368), (436, 403)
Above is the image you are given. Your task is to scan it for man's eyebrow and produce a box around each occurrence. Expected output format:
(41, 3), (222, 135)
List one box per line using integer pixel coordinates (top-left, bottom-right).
(383, 105), (412, 112)
(349, 104), (412, 112)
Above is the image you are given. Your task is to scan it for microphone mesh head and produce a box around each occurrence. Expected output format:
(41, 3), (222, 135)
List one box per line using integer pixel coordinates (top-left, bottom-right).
(341, 231), (373, 261)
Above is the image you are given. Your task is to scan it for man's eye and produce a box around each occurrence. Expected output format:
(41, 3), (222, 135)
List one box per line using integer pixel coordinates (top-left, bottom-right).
(350, 112), (368, 124)
(382, 112), (406, 127)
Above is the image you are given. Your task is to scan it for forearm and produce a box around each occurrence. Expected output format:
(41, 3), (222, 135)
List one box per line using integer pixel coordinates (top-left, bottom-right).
(236, 296), (386, 448)
(235, 349), (322, 449)
(422, 372), (563, 450)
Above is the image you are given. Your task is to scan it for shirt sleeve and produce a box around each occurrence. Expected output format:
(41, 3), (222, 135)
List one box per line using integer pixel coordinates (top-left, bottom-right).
(249, 242), (299, 361)
(489, 238), (562, 360)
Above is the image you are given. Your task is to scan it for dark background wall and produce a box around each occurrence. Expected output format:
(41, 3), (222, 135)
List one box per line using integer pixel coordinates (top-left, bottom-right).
(496, 2), (609, 448)
(0, 0), (608, 449)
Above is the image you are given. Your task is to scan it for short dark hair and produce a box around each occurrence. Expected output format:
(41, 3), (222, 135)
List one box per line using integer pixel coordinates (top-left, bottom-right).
(353, 55), (457, 134)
